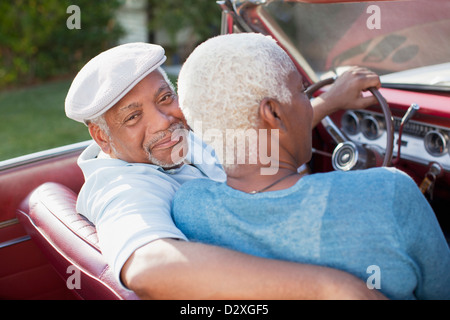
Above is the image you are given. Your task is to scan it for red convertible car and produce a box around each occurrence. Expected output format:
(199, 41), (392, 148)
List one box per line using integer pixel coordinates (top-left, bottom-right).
(0, 0), (449, 300)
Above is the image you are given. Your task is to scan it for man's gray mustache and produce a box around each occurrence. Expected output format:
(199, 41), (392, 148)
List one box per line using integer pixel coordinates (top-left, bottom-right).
(145, 122), (188, 150)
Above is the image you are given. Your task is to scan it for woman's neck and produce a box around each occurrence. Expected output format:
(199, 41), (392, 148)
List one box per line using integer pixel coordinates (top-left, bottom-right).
(226, 164), (301, 194)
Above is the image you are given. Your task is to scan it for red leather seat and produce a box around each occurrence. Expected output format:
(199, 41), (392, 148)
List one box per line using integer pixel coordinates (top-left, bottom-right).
(16, 182), (139, 300)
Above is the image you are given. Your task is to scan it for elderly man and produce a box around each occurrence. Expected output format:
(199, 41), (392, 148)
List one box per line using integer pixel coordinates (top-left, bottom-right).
(173, 33), (450, 300)
(65, 41), (385, 299)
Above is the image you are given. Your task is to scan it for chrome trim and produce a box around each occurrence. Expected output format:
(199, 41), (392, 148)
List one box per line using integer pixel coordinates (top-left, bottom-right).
(401, 103), (420, 125)
(0, 235), (31, 249)
(321, 116), (348, 144)
(332, 141), (377, 171)
(217, 0), (254, 32)
(220, 10), (229, 34)
(332, 141), (359, 171)
(0, 218), (19, 229)
(0, 140), (92, 172)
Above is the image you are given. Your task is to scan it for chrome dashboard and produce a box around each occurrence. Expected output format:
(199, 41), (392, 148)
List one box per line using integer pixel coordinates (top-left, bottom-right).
(340, 110), (450, 171)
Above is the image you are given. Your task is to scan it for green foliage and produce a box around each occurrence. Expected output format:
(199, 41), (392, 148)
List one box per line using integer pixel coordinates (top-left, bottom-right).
(147, 0), (222, 45)
(0, 0), (124, 88)
(0, 79), (91, 160)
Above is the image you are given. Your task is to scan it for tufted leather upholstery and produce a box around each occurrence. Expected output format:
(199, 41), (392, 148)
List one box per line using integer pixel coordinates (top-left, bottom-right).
(16, 182), (139, 300)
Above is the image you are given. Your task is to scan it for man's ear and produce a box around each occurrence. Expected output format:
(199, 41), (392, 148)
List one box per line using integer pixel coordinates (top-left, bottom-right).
(259, 98), (286, 131)
(88, 123), (112, 155)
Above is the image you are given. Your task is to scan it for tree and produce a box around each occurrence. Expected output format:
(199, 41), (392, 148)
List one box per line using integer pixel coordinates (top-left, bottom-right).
(0, 0), (124, 88)
(147, 0), (221, 45)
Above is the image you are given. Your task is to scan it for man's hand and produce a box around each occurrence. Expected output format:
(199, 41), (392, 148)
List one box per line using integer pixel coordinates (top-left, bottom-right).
(311, 67), (381, 128)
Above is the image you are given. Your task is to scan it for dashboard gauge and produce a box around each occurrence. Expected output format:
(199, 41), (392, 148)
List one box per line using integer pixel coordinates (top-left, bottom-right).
(361, 115), (385, 140)
(341, 111), (361, 135)
(424, 130), (449, 156)
(336, 110), (450, 171)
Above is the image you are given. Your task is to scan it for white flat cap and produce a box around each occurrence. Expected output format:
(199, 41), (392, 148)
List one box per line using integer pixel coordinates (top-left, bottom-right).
(65, 42), (166, 123)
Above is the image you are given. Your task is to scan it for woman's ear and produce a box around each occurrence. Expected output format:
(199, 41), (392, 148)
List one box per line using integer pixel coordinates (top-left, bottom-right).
(259, 98), (286, 131)
(88, 123), (112, 155)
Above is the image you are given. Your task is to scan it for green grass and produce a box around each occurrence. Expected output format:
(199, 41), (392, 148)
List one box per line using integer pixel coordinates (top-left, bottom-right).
(0, 79), (91, 161)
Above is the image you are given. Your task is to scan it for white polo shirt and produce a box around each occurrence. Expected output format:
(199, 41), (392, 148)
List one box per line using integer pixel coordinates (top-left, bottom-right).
(76, 132), (225, 284)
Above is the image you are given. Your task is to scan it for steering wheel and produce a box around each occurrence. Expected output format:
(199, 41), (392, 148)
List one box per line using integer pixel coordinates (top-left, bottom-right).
(305, 77), (394, 171)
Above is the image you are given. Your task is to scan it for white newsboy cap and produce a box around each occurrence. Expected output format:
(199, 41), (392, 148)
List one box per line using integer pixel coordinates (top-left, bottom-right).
(65, 42), (166, 123)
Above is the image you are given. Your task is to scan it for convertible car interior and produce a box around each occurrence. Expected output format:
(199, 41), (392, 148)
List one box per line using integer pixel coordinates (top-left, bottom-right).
(1, 0), (449, 299)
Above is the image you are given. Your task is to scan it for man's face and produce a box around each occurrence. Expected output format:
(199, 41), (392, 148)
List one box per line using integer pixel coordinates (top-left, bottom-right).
(100, 69), (189, 167)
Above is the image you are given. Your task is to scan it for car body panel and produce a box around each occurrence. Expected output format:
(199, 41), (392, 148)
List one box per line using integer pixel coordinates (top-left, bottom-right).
(0, 142), (87, 299)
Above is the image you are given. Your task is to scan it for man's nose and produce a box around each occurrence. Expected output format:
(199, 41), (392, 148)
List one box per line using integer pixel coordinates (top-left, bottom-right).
(149, 107), (178, 132)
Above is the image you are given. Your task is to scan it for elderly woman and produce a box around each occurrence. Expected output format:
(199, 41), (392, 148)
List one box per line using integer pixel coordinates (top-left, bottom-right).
(173, 33), (450, 300)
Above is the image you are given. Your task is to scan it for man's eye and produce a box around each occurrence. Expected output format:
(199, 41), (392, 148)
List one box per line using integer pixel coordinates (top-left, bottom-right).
(160, 93), (175, 103)
(125, 113), (140, 124)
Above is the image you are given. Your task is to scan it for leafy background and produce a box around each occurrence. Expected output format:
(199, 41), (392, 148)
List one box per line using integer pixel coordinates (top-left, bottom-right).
(0, 0), (124, 88)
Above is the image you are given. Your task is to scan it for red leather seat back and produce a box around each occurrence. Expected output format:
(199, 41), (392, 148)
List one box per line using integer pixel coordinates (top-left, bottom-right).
(16, 182), (139, 300)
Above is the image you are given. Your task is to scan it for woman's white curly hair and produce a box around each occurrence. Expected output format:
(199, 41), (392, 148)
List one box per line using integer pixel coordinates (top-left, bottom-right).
(178, 32), (296, 169)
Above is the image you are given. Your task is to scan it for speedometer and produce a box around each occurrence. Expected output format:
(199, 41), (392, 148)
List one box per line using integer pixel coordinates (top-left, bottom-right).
(424, 130), (449, 156)
(341, 111), (361, 135)
(361, 115), (385, 140)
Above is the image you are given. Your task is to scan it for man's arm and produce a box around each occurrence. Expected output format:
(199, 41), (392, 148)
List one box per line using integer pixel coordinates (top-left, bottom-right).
(122, 238), (386, 300)
(311, 67), (381, 128)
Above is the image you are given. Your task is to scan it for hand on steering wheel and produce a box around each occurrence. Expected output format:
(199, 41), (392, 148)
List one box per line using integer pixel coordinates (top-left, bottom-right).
(305, 77), (394, 171)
